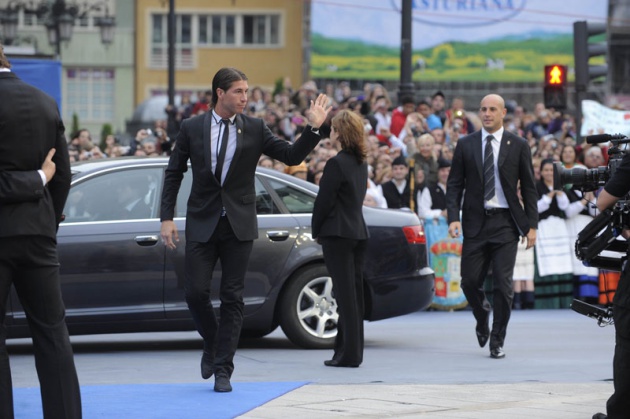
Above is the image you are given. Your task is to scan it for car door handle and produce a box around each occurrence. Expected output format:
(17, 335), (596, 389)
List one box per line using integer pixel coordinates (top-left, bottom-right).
(266, 230), (290, 241)
(134, 235), (159, 246)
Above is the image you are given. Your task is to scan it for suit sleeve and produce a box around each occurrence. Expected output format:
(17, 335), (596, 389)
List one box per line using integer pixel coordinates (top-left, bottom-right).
(261, 124), (321, 166)
(445, 140), (465, 223)
(518, 140), (538, 230)
(604, 152), (630, 198)
(47, 116), (71, 225)
(161, 119), (191, 221)
(312, 158), (342, 239)
(0, 170), (45, 203)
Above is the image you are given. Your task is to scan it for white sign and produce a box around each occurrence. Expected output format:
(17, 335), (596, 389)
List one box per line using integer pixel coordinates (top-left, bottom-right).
(581, 100), (630, 137)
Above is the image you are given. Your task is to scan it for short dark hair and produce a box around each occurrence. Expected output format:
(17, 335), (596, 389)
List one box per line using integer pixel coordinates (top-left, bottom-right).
(392, 156), (408, 167)
(401, 96), (415, 106)
(211, 67), (248, 107)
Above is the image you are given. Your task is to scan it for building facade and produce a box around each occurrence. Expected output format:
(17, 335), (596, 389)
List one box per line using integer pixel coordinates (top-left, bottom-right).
(135, 0), (307, 106)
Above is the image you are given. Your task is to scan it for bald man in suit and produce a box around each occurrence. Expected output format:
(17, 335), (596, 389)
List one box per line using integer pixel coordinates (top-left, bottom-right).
(446, 94), (537, 359)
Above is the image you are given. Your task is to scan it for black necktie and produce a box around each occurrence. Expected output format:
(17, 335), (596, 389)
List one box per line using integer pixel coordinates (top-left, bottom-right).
(215, 118), (230, 183)
(484, 135), (495, 202)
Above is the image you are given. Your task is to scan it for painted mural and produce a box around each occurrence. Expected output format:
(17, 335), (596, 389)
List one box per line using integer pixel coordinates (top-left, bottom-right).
(311, 0), (608, 82)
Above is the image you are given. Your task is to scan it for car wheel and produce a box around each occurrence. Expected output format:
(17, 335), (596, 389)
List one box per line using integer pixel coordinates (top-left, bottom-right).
(279, 265), (338, 349)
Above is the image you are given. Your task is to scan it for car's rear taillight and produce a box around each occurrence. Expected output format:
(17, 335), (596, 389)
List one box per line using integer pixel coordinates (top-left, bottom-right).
(402, 225), (426, 245)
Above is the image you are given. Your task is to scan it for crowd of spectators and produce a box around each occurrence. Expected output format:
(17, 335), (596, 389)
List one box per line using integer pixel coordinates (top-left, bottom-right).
(71, 78), (617, 310)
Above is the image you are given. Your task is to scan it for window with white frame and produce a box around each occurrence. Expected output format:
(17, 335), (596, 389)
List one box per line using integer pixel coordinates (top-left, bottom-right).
(64, 68), (115, 123)
(149, 12), (282, 68)
(196, 13), (281, 47)
(23, 11), (44, 27)
(242, 14), (280, 45)
(150, 13), (194, 68)
(198, 14), (235, 45)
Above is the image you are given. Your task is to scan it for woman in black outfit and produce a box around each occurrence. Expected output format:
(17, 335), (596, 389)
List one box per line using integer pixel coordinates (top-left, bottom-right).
(312, 109), (370, 367)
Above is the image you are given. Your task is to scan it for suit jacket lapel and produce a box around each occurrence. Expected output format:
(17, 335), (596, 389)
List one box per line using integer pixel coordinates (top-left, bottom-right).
(498, 131), (511, 169)
(473, 131), (483, 182)
(202, 112), (213, 173)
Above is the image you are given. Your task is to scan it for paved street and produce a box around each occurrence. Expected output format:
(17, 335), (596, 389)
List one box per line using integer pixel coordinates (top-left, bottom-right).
(8, 309), (616, 417)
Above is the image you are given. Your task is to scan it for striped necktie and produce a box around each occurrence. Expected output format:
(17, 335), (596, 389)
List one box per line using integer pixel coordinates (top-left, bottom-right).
(483, 135), (495, 202)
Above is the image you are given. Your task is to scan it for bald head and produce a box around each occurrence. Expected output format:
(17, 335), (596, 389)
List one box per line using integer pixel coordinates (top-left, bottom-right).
(481, 94), (505, 110)
(479, 94), (507, 134)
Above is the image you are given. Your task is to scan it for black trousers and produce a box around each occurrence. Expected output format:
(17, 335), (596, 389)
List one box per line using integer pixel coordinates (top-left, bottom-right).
(460, 211), (519, 349)
(606, 264), (630, 418)
(185, 217), (253, 378)
(321, 237), (367, 365)
(0, 236), (81, 419)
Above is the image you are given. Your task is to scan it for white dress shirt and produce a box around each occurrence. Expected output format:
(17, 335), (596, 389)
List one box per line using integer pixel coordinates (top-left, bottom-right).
(481, 127), (509, 209)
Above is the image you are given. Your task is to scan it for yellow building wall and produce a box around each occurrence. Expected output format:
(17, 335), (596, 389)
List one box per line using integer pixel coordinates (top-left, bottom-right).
(135, 0), (305, 106)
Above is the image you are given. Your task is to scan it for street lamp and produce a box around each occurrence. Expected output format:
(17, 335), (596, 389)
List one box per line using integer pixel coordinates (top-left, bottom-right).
(0, 0), (115, 57)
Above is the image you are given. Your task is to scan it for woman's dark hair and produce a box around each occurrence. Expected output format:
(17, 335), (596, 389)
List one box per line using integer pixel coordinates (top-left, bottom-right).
(331, 110), (368, 164)
(211, 67), (248, 107)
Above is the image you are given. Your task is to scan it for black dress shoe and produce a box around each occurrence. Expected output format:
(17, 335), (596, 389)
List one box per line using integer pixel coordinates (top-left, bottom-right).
(592, 413), (607, 419)
(201, 351), (213, 380)
(490, 347), (506, 359)
(476, 330), (489, 348)
(476, 319), (490, 348)
(214, 374), (232, 392)
(323, 359), (360, 368)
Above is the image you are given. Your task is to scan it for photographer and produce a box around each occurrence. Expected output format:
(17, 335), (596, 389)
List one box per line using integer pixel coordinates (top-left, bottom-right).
(593, 151), (630, 419)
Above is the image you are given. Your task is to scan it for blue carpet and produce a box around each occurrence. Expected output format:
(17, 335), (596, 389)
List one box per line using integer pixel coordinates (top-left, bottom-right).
(14, 381), (308, 418)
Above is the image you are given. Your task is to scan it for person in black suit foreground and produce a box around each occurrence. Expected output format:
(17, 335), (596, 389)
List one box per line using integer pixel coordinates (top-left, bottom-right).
(312, 110), (370, 367)
(592, 151), (630, 419)
(446, 94), (537, 359)
(160, 67), (331, 392)
(0, 45), (82, 418)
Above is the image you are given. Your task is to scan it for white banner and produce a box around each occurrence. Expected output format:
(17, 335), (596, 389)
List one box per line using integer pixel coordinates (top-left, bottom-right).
(581, 100), (630, 137)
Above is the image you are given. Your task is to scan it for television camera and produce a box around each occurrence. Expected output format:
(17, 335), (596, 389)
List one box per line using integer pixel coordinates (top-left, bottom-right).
(553, 133), (630, 272)
(554, 134), (630, 325)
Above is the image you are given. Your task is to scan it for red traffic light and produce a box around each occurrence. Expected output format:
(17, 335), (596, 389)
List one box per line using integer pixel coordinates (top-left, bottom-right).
(545, 65), (567, 86)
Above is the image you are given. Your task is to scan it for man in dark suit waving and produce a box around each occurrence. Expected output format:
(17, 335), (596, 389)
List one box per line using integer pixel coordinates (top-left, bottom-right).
(446, 94), (537, 359)
(160, 67), (331, 392)
(0, 45), (81, 418)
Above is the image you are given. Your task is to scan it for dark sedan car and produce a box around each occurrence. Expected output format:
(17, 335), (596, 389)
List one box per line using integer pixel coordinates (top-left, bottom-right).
(6, 157), (434, 349)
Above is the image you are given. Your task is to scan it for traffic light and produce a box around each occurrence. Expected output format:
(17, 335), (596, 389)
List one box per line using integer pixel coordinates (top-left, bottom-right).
(543, 64), (567, 109)
(573, 20), (608, 90)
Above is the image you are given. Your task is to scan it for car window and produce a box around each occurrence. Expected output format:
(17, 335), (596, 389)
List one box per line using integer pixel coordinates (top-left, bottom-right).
(64, 168), (162, 222)
(173, 173), (278, 216)
(266, 178), (314, 214)
(255, 176), (279, 214)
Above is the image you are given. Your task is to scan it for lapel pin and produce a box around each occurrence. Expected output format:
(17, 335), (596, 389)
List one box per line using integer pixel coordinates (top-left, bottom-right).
(507, 140), (511, 145)
(238, 129), (242, 134)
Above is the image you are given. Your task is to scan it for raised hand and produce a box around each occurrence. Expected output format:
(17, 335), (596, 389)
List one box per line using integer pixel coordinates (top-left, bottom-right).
(307, 93), (332, 129)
